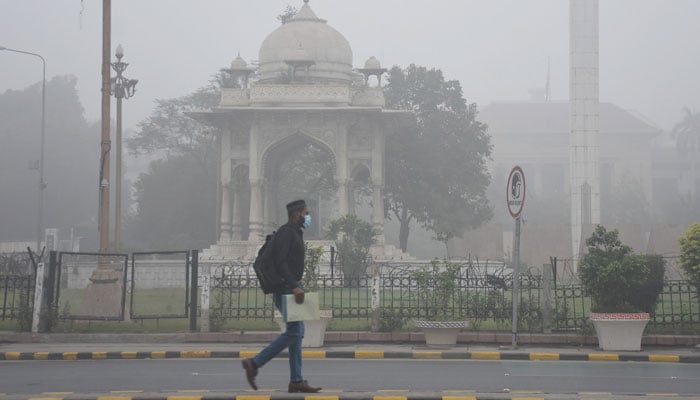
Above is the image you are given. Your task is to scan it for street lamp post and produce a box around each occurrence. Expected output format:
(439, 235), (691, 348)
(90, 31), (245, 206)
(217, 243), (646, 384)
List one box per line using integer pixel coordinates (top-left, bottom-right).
(0, 45), (47, 255)
(110, 44), (138, 251)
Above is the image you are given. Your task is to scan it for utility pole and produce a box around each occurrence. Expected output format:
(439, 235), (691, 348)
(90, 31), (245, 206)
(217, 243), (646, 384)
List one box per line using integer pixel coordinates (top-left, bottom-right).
(99, 0), (111, 253)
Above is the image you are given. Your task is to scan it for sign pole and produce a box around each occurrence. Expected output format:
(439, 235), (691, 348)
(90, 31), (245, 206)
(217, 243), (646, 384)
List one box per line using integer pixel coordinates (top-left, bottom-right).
(506, 165), (525, 349)
(511, 216), (521, 348)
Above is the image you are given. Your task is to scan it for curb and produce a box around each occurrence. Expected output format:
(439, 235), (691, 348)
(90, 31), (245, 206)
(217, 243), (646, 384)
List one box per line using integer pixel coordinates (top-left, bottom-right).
(2, 349), (699, 363)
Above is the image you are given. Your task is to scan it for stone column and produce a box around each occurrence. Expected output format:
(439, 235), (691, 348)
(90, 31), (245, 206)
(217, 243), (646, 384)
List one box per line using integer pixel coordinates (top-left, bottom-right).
(248, 123), (263, 242)
(372, 183), (385, 244)
(249, 179), (264, 241)
(219, 183), (232, 242)
(219, 132), (232, 242)
(230, 185), (242, 240)
(371, 119), (386, 244)
(336, 126), (349, 216)
(570, 0), (600, 269)
(263, 181), (274, 231)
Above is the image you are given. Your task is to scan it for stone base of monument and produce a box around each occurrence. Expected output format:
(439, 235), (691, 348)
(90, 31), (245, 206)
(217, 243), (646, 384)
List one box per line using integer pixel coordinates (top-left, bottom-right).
(79, 268), (125, 319)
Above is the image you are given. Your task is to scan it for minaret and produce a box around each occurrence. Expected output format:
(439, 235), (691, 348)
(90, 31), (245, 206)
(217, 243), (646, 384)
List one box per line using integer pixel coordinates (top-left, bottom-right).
(570, 0), (600, 267)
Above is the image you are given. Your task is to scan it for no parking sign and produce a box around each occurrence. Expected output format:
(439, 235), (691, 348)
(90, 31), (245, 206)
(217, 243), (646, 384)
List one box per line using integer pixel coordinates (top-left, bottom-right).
(506, 166), (526, 219)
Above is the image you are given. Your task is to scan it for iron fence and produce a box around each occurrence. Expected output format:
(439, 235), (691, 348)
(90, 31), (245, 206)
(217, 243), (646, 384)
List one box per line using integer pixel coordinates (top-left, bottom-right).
(130, 251), (192, 319)
(0, 253), (34, 324)
(0, 274), (34, 322)
(651, 280), (700, 330)
(208, 260), (547, 332)
(209, 261), (271, 320)
(208, 259), (699, 333)
(553, 284), (589, 331)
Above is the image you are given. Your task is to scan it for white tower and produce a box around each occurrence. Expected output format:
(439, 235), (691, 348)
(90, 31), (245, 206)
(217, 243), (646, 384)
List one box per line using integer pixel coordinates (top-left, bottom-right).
(570, 0), (600, 266)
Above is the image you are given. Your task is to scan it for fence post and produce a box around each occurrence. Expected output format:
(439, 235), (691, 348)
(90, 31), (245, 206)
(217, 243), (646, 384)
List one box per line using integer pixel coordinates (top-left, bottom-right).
(370, 263), (381, 332)
(189, 250), (199, 332)
(31, 259), (46, 333)
(200, 262), (211, 333)
(542, 263), (552, 334)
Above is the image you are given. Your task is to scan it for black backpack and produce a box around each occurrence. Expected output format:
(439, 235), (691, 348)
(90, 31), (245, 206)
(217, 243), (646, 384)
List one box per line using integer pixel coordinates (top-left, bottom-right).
(253, 231), (286, 294)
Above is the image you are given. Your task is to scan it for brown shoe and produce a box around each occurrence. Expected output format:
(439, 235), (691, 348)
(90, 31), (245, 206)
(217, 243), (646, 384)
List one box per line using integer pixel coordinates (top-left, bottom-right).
(288, 380), (322, 393)
(241, 358), (258, 390)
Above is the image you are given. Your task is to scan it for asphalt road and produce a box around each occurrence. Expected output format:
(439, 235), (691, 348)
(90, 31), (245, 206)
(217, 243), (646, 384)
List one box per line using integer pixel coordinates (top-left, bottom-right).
(1, 358), (699, 396)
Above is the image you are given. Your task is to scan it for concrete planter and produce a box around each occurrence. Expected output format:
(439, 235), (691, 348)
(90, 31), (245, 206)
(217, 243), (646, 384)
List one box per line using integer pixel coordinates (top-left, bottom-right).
(590, 313), (650, 351)
(274, 309), (333, 348)
(414, 320), (468, 347)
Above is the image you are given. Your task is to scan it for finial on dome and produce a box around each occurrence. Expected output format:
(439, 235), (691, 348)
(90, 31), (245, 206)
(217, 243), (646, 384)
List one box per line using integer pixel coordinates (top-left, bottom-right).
(304, 0), (309, 3)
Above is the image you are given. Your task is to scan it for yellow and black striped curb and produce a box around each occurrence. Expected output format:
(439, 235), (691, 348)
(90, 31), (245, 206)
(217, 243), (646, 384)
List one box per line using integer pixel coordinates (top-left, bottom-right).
(1, 350), (698, 363)
(0, 391), (695, 400)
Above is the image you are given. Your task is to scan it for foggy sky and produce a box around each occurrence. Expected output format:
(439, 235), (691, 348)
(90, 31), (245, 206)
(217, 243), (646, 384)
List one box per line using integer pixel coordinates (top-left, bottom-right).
(1, 0), (699, 132)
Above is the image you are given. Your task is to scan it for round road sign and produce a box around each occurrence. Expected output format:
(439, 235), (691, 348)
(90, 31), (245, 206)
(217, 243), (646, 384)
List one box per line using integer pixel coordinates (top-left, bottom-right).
(506, 166), (526, 219)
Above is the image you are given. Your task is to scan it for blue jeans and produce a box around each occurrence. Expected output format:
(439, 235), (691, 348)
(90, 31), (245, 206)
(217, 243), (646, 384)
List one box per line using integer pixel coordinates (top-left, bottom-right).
(252, 291), (305, 382)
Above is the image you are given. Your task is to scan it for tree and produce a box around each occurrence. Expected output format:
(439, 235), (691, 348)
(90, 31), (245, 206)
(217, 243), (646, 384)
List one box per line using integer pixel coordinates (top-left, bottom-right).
(0, 76), (98, 246)
(124, 82), (221, 250)
(277, 5), (298, 24)
(384, 64), (492, 252)
(679, 223), (700, 292)
(125, 152), (216, 250)
(126, 85), (220, 159)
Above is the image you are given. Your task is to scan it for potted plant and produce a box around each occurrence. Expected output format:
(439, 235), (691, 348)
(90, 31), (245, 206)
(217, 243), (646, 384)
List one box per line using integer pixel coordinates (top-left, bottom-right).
(579, 226), (665, 351)
(273, 243), (332, 347)
(413, 260), (468, 347)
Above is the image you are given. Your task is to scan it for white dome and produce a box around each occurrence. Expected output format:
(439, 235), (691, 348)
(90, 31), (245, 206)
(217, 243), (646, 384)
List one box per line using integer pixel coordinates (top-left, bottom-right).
(257, 2), (353, 84)
(230, 54), (248, 70)
(364, 56), (382, 70)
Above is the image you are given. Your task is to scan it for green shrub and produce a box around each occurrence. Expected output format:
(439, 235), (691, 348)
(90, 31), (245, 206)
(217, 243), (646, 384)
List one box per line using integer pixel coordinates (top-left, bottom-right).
(578, 225), (664, 313)
(679, 223), (700, 292)
(413, 260), (461, 321)
(378, 308), (409, 332)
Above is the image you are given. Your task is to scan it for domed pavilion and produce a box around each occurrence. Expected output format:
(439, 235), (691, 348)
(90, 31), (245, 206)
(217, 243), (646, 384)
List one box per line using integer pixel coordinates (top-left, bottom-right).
(191, 0), (411, 260)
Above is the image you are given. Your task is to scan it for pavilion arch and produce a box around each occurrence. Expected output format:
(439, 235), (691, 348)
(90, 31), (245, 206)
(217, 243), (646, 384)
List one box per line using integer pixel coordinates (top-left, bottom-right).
(259, 131), (338, 238)
(260, 131), (337, 181)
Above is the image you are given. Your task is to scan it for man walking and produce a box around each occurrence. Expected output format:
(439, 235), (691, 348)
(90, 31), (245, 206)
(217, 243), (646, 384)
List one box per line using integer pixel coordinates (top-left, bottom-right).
(242, 199), (321, 393)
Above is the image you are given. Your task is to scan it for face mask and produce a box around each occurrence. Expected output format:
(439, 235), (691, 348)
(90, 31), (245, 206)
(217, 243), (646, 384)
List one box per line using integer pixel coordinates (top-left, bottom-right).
(302, 214), (311, 229)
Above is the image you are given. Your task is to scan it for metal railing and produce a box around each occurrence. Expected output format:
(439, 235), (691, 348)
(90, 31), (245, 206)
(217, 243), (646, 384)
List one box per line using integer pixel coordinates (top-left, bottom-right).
(0, 253), (35, 324)
(207, 259), (699, 333)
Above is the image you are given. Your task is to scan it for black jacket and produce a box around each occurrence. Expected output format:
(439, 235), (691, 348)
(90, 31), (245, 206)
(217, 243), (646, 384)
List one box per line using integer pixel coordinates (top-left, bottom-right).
(272, 222), (305, 290)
